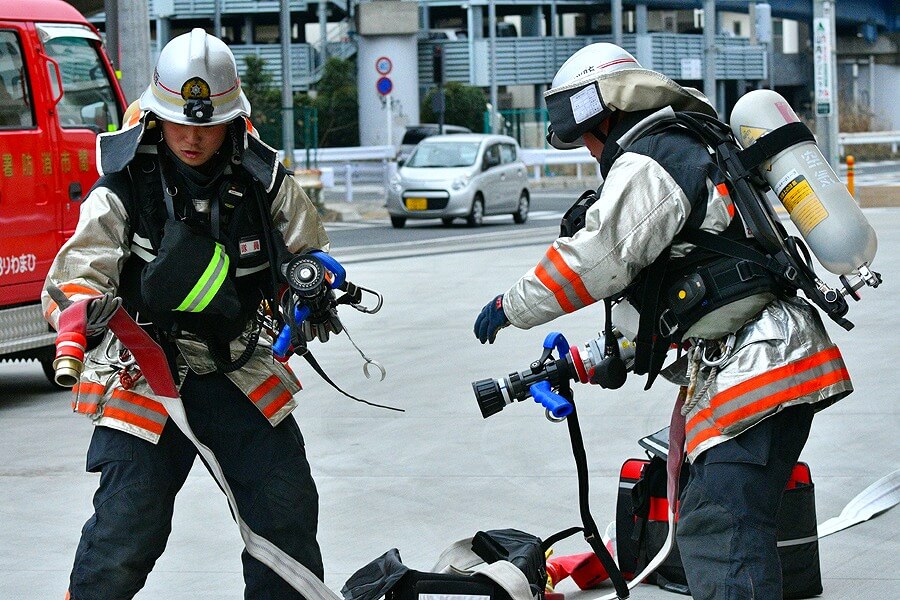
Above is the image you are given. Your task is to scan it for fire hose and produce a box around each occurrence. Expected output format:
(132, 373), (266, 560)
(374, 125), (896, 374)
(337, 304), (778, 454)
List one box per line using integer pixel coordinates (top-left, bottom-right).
(54, 297), (342, 600)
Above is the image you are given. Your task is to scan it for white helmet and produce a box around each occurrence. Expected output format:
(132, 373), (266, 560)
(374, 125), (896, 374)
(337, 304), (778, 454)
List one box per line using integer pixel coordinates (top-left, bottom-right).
(544, 43), (715, 149)
(551, 42), (640, 90)
(139, 28), (250, 126)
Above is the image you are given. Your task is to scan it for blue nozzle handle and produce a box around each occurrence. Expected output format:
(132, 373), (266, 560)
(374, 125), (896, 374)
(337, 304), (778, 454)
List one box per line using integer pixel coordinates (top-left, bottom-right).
(543, 331), (570, 358)
(273, 305), (311, 359)
(310, 250), (346, 289)
(529, 380), (573, 419)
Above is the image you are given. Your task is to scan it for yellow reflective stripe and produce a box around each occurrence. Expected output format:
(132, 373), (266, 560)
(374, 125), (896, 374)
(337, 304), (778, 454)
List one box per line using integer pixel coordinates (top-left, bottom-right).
(175, 243), (229, 312)
(194, 250), (230, 312)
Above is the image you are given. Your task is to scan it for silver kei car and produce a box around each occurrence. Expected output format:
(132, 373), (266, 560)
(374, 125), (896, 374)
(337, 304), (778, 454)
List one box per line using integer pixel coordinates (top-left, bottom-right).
(387, 134), (530, 228)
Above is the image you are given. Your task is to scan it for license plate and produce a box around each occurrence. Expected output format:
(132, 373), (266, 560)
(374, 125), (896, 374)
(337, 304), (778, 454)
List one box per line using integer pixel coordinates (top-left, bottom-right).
(405, 197), (428, 211)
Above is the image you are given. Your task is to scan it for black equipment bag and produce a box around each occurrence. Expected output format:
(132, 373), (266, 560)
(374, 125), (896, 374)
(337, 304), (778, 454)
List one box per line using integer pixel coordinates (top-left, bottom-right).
(616, 457), (822, 598)
(342, 529), (546, 600)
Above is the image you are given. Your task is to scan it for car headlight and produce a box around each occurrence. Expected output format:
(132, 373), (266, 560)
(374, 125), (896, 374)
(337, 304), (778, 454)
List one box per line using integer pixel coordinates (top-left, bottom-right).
(389, 174), (402, 194)
(451, 175), (471, 191)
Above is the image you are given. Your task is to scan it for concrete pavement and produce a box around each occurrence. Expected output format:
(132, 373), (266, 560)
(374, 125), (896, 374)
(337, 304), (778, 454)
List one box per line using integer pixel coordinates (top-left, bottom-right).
(1, 209), (898, 599)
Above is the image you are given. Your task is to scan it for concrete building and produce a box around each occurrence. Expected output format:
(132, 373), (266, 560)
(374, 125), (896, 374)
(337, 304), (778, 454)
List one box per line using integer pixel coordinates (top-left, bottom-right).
(75, 0), (898, 144)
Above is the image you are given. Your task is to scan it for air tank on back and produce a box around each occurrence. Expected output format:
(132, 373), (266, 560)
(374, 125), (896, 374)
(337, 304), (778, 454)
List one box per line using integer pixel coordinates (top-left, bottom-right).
(729, 89), (878, 285)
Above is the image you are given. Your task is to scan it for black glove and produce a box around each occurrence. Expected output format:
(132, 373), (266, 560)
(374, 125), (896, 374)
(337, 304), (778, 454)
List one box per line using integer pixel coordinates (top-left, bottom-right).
(474, 294), (510, 344)
(301, 289), (343, 343)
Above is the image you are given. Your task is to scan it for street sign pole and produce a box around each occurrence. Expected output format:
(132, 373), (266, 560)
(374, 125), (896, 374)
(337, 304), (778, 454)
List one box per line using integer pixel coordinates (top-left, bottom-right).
(280, 0), (294, 169)
(814, 0), (840, 170)
(385, 93), (393, 147)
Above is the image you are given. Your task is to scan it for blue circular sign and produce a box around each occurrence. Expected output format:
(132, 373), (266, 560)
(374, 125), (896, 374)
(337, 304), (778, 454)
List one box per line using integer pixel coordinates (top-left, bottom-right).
(376, 76), (393, 96)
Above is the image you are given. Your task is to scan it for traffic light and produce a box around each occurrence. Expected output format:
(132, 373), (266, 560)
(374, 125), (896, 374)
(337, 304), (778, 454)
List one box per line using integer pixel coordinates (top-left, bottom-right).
(432, 45), (444, 85)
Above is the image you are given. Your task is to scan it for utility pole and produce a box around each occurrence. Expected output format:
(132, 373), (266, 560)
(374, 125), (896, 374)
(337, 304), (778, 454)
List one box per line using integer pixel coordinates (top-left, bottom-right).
(702, 0), (717, 112)
(318, 1), (328, 69)
(611, 0), (623, 46)
(280, 0), (295, 169)
(813, 0), (840, 171)
(488, 0), (497, 133)
(117, 0), (152, 102)
(213, 0), (222, 38)
(103, 0), (119, 71)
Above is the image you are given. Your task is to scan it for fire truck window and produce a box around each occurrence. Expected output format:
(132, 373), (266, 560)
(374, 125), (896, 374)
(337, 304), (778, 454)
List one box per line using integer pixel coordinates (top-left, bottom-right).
(0, 32), (34, 129)
(42, 36), (120, 132)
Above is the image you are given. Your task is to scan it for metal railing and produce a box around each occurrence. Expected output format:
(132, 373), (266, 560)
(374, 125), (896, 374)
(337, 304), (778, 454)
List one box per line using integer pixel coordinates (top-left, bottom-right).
(839, 131), (900, 155)
(277, 131), (900, 202)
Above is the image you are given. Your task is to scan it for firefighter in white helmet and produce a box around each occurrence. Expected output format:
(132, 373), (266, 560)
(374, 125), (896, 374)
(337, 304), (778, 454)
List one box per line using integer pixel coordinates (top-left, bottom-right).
(474, 43), (852, 599)
(44, 29), (330, 599)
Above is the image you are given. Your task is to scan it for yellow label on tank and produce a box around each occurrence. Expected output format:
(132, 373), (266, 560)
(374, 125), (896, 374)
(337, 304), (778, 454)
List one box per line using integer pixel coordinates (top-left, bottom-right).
(778, 174), (828, 236)
(739, 125), (770, 148)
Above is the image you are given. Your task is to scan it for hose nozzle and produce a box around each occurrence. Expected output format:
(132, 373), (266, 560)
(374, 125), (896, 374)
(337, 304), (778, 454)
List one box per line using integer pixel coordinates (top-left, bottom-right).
(53, 331), (87, 388)
(53, 356), (84, 387)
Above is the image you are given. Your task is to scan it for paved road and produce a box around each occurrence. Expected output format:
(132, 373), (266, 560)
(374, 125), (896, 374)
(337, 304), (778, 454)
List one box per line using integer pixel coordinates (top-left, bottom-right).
(1, 207), (897, 599)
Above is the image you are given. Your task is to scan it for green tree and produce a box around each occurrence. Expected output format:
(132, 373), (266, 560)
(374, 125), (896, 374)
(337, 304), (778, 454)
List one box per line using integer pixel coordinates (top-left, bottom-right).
(312, 58), (359, 147)
(241, 55), (281, 146)
(421, 83), (487, 133)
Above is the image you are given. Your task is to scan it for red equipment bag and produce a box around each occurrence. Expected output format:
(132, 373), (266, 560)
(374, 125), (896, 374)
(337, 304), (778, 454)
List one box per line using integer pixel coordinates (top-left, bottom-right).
(616, 457), (823, 598)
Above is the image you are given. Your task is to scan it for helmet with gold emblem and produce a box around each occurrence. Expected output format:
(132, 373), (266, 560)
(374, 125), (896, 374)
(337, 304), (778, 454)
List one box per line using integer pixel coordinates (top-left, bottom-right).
(139, 28), (250, 125)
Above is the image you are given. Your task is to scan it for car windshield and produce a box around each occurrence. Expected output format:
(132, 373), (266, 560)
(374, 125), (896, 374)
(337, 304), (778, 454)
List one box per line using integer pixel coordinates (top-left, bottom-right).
(407, 142), (481, 168)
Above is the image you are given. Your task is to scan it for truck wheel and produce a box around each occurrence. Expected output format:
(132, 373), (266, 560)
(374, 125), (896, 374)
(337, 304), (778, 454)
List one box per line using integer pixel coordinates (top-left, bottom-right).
(390, 216), (407, 228)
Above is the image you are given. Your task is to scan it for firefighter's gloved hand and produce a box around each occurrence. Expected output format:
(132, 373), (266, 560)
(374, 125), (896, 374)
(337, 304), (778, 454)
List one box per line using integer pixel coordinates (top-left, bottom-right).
(301, 310), (343, 343)
(474, 294), (510, 344)
(86, 293), (122, 337)
(302, 289), (342, 343)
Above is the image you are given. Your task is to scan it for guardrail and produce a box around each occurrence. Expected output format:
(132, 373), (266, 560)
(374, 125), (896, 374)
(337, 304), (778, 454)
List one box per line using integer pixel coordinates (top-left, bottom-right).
(286, 133), (899, 202)
(288, 146), (396, 202)
(839, 131), (900, 155)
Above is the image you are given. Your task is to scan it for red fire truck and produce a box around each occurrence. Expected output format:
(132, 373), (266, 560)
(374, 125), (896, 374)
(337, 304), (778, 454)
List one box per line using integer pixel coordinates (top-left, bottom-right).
(0, 0), (126, 384)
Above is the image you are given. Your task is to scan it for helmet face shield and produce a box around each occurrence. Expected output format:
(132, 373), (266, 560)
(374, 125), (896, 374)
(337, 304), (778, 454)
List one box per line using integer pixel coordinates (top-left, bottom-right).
(140, 28), (250, 126)
(545, 81), (612, 149)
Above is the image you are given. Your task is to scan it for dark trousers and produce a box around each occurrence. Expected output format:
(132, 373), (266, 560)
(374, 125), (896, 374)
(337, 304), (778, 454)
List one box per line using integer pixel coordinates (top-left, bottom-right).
(68, 371), (323, 600)
(676, 403), (815, 600)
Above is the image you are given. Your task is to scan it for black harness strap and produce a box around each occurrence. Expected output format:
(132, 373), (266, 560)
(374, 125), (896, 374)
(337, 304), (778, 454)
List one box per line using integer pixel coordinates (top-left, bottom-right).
(299, 350), (404, 412)
(735, 121), (815, 176)
(541, 379), (631, 599)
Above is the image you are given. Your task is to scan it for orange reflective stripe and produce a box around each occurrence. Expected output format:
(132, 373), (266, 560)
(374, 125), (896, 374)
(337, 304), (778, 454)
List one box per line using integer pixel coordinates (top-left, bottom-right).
(535, 263), (575, 313)
(708, 347), (843, 411)
(715, 183), (729, 197)
(715, 367), (849, 430)
(545, 246), (595, 307)
(72, 381), (105, 414)
(250, 375), (293, 418)
(262, 389), (293, 418)
(102, 406), (165, 436)
(686, 406), (713, 435)
(250, 375), (280, 402)
(687, 424), (721, 456)
(110, 389), (167, 416)
(686, 347), (849, 455)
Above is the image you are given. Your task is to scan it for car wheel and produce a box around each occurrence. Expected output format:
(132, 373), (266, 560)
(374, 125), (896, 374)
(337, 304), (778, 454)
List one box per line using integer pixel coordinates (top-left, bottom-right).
(466, 195), (484, 227)
(513, 191), (530, 224)
(441, 217), (455, 226)
(390, 216), (407, 228)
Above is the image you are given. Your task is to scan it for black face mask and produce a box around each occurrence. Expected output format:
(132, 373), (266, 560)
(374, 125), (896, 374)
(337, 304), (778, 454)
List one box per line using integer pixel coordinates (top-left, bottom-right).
(162, 141), (230, 211)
